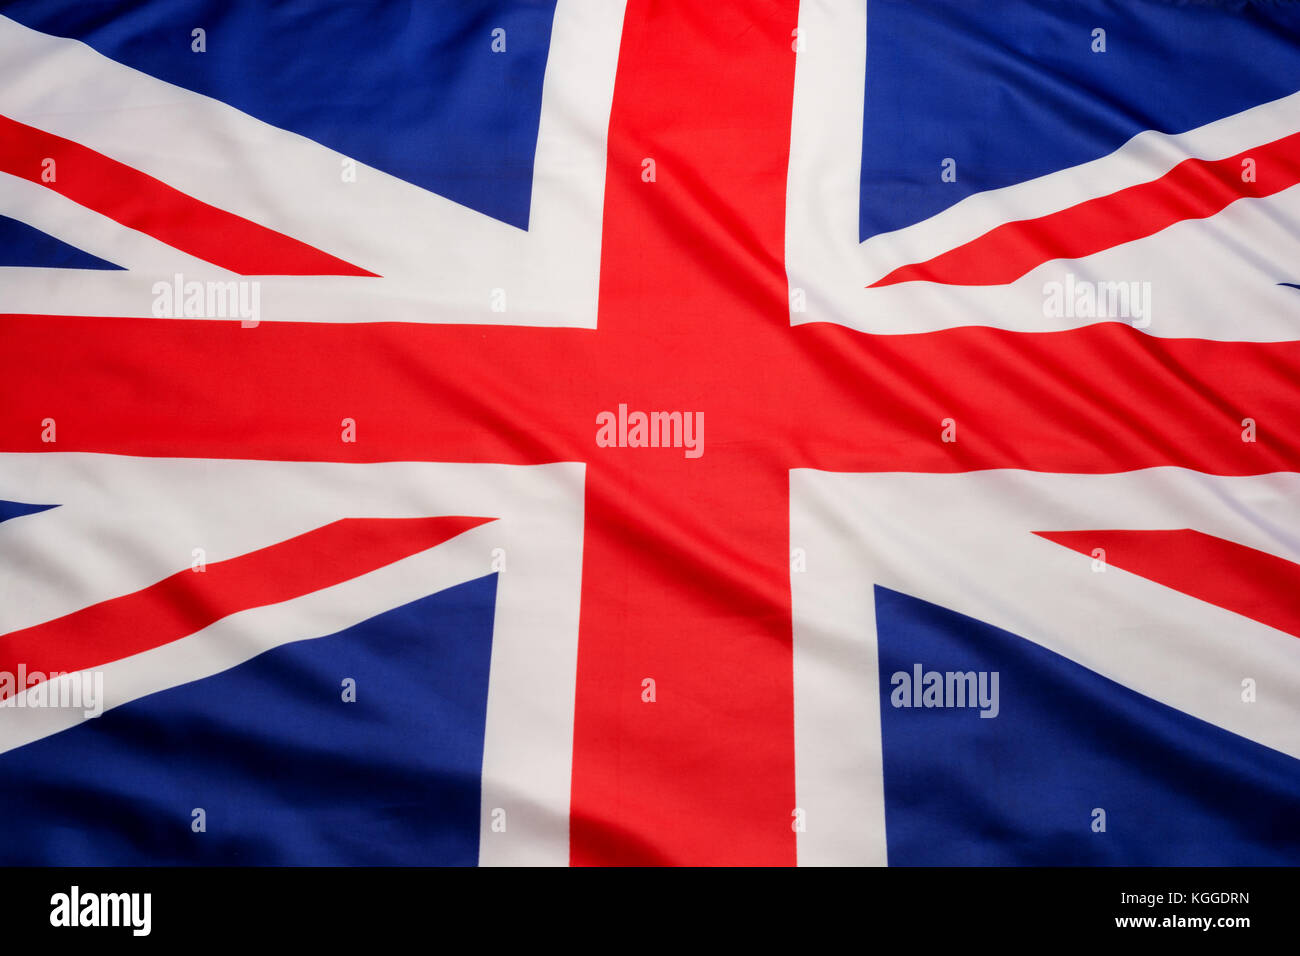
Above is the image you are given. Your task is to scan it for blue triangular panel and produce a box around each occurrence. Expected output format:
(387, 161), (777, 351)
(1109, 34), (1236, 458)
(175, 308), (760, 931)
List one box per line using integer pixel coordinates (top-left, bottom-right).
(860, 0), (1300, 241)
(3, 1), (557, 230)
(876, 584), (1300, 864)
(0, 499), (59, 524)
(0, 573), (497, 865)
(0, 215), (122, 270)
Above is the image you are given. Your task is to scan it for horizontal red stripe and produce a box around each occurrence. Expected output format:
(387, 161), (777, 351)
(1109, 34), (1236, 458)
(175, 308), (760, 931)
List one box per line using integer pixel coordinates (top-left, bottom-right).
(0, 314), (596, 464)
(0, 515), (491, 694)
(1036, 528), (1300, 639)
(871, 131), (1300, 287)
(785, 321), (1300, 475)
(2, 314), (1298, 476)
(0, 114), (376, 277)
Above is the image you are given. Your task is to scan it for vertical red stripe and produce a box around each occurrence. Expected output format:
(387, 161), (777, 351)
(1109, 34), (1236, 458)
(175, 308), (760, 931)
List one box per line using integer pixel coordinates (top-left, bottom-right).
(568, 0), (800, 865)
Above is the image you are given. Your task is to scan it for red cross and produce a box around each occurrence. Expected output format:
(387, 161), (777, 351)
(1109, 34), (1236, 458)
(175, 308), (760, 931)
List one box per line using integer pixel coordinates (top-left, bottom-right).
(3, 0), (1299, 865)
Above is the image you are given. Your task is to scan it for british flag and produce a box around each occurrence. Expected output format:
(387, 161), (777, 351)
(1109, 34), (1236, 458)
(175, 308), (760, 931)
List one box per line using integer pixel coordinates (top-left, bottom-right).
(1, 0), (1299, 867)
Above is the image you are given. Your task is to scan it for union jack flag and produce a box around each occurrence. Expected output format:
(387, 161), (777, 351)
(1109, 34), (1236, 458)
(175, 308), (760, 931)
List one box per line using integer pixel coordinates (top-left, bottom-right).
(1, 0), (1299, 867)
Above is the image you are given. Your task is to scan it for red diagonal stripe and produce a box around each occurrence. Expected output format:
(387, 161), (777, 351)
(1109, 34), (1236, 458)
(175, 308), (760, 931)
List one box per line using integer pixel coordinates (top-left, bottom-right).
(0, 514), (491, 695)
(871, 130), (1300, 287)
(1035, 528), (1300, 639)
(0, 114), (377, 277)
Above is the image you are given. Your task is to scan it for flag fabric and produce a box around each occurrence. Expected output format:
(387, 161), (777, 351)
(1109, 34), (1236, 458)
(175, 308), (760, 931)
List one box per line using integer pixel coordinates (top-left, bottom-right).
(1, 0), (1299, 866)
